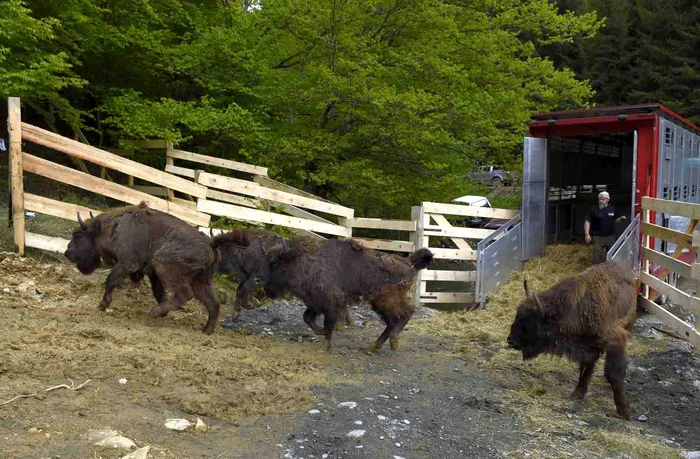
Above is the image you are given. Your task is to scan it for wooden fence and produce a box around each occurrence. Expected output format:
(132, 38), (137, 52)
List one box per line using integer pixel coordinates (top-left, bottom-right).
(639, 197), (700, 348)
(7, 97), (518, 309)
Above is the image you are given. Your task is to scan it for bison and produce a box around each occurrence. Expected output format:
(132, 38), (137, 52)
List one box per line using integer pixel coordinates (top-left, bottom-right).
(64, 203), (221, 334)
(506, 262), (637, 420)
(258, 237), (433, 354)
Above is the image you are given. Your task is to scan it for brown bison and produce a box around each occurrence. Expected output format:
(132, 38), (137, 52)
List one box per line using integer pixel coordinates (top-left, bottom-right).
(507, 262), (637, 420)
(64, 203), (221, 334)
(258, 237), (433, 354)
(211, 229), (287, 320)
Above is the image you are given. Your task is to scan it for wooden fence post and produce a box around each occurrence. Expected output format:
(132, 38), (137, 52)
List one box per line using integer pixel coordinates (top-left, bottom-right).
(411, 205), (425, 309)
(8, 97), (25, 255)
(165, 140), (175, 201)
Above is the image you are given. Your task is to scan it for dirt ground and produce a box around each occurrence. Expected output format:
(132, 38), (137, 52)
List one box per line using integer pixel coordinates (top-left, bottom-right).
(1, 218), (699, 458)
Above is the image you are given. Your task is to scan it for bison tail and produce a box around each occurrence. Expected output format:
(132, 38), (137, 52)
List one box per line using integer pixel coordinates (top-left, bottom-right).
(408, 248), (433, 271)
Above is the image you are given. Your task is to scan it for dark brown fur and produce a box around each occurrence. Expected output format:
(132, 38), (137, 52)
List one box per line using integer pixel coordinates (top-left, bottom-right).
(507, 262), (637, 420)
(211, 229), (287, 319)
(263, 237), (433, 353)
(64, 203), (221, 334)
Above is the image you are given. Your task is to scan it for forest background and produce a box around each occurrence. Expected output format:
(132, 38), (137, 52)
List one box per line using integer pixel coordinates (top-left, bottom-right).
(2, 0), (699, 217)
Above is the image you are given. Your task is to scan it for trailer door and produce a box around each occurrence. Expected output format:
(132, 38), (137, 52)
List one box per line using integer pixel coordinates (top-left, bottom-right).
(522, 137), (547, 260)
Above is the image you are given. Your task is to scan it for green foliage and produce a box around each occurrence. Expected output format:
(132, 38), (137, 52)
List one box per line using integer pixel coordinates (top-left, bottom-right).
(8, 0), (601, 215)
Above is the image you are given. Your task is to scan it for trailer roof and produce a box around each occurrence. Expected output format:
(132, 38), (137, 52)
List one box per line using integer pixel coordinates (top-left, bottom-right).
(531, 104), (700, 133)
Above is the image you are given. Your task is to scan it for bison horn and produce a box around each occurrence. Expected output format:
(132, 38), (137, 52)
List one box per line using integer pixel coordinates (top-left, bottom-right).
(523, 278), (532, 297)
(77, 212), (87, 230)
(89, 211), (95, 220)
(532, 292), (544, 313)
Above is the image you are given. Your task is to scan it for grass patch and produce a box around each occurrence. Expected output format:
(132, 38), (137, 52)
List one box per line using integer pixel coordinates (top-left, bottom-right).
(582, 431), (683, 459)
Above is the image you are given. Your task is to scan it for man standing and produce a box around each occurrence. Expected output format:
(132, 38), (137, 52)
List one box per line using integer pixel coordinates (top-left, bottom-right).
(584, 191), (626, 263)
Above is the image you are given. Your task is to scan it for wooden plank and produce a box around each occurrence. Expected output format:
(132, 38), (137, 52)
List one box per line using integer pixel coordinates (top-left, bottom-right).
(429, 214), (472, 251)
(639, 296), (700, 348)
(197, 199), (351, 237)
(422, 201), (519, 219)
(198, 172), (354, 218)
(130, 185), (169, 197)
(345, 218), (416, 232)
(643, 209), (651, 298)
(206, 189), (260, 208)
(253, 176), (335, 203)
(8, 97), (25, 255)
(411, 206), (427, 309)
(170, 197), (196, 209)
(23, 153), (210, 227)
(351, 238), (414, 253)
(165, 164), (196, 179)
(277, 203), (334, 224)
(21, 124), (207, 199)
(168, 149), (268, 176)
(642, 197), (700, 220)
(422, 270), (476, 282)
(639, 272), (700, 315)
(424, 225), (495, 240)
(420, 292), (476, 304)
(427, 247), (476, 260)
(24, 193), (101, 222)
(641, 222), (693, 248)
(642, 247), (692, 278)
(25, 232), (69, 254)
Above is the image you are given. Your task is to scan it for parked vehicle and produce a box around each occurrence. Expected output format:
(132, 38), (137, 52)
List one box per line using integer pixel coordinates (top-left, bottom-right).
(450, 195), (509, 229)
(467, 165), (519, 186)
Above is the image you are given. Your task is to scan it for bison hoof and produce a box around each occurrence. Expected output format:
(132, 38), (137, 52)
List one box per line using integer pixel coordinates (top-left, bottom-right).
(201, 325), (215, 335)
(389, 336), (400, 350)
(228, 309), (241, 321)
(98, 300), (110, 310)
(618, 403), (632, 421)
(312, 326), (325, 336)
(571, 389), (586, 400)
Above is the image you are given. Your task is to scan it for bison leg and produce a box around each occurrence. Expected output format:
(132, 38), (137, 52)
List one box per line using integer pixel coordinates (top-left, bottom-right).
(99, 264), (129, 310)
(148, 272), (166, 304)
(323, 311), (338, 351)
(193, 282), (221, 335)
(303, 307), (325, 336)
(604, 339), (632, 421)
(572, 357), (598, 399)
(368, 293), (414, 355)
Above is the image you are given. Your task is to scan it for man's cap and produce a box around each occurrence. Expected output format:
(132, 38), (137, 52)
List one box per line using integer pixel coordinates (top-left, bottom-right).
(598, 191), (610, 200)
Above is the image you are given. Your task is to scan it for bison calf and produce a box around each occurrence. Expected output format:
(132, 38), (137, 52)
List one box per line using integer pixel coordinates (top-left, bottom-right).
(64, 203), (221, 334)
(507, 262), (637, 420)
(261, 237), (433, 354)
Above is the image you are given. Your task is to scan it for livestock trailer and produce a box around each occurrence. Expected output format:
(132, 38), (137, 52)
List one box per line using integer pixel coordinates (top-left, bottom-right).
(521, 104), (700, 261)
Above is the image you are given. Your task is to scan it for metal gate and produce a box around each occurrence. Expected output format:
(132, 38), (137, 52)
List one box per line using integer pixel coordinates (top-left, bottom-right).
(476, 213), (523, 306)
(606, 214), (641, 275)
(522, 137), (547, 260)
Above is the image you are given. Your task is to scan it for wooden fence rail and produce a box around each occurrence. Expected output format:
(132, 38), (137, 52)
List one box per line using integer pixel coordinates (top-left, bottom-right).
(640, 197), (700, 348)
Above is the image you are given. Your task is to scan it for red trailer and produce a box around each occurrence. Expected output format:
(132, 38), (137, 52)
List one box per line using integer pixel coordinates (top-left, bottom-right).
(521, 104), (700, 262)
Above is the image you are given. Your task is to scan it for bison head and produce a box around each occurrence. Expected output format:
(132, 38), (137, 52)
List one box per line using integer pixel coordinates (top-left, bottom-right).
(507, 279), (548, 360)
(64, 212), (103, 275)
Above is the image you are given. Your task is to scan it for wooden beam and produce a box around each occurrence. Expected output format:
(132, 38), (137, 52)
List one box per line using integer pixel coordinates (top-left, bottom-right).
(641, 247), (692, 278)
(198, 172), (354, 218)
(344, 217), (416, 232)
(422, 202), (519, 219)
(21, 124), (207, 199)
(253, 176), (334, 203)
(24, 193), (101, 222)
(8, 97), (24, 255)
(639, 296), (700, 348)
(642, 197), (700, 220)
(426, 247), (476, 260)
(168, 149), (268, 176)
(639, 272), (700, 315)
(206, 189), (260, 208)
(424, 225), (495, 240)
(23, 153), (210, 227)
(129, 185), (169, 197)
(420, 292), (476, 304)
(429, 214), (472, 251)
(25, 232), (69, 254)
(165, 164), (196, 179)
(422, 270), (476, 282)
(351, 238), (414, 253)
(197, 199), (351, 237)
(641, 222), (693, 248)
(276, 203), (334, 224)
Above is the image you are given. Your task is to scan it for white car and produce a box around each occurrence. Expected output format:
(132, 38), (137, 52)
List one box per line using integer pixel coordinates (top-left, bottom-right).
(451, 195), (507, 229)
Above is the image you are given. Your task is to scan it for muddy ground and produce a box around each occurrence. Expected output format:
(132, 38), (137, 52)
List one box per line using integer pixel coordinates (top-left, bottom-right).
(0, 244), (699, 459)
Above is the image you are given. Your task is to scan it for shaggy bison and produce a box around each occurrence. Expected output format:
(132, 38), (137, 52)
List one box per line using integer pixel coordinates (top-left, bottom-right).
(259, 237), (433, 354)
(507, 262), (637, 420)
(64, 203), (221, 334)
